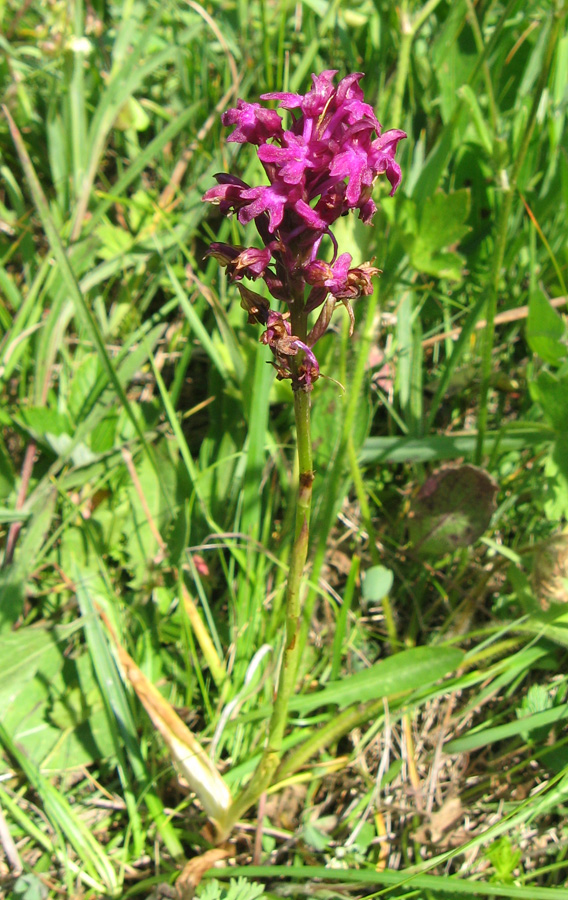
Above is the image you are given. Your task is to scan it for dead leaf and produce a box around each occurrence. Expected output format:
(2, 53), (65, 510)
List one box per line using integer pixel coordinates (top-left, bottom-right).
(413, 795), (463, 844)
(176, 847), (233, 900)
(101, 611), (232, 836)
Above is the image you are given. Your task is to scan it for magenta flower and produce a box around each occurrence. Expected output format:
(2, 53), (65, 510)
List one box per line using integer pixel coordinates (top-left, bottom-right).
(222, 100), (284, 145)
(203, 71), (405, 390)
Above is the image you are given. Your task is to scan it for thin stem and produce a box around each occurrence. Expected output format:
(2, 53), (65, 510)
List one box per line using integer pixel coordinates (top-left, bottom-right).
(464, 0), (498, 134)
(390, 0), (446, 127)
(275, 697), (386, 784)
(259, 0), (273, 91)
(222, 338), (313, 837)
(300, 289), (381, 655)
(474, 9), (564, 463)
(390, 0), (413, 128)
(3, 441), (36, 567)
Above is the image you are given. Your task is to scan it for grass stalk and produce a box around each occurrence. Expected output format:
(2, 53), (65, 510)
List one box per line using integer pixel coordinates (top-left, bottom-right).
(301, 287), (381, 651)
(390, 0), (446, 127)
(474, 7), (564, 462)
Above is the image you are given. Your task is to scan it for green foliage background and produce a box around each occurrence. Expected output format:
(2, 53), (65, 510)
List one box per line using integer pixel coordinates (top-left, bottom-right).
(0, 0), (567, 897)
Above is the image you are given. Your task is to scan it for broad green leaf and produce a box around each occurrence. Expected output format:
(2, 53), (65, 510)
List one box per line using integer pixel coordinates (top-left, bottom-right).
(409, 465), (498, 557)
(526, 289), (567, 366)
(12, 873), (49, 900)
(362, 566), (393, 602)
(0, 507), (29, 523)
(431, 0), (472, 119)
(445, 702), (568, 753)
(0, 571), (25, 631)
(290, 646), (464, 713)
(120, 440), (178, 586)
(1, 486), (57, 620)
(543, 439), (568, 521)
(16, 407), (73, 444)
(0, 626), (59, 710)
(530, 370), (568, 432)
(0, 441), (15, 498)
(2, 673), (113, 772)
(419, 189), (471, 249)
(114, 96), (151, 132)
(218, 863), (568, 898)
(360, 426), (553, 464)
(95, 222), (135, 259)
(411, 124), (456, 204)
(411, 245), (466, 281)
(458, 85), (494, 155)
(553, 431), (568, 494)
(67, 354), (101, 424)
(409, 189), (471, 280)
(0, 623), (112, 771)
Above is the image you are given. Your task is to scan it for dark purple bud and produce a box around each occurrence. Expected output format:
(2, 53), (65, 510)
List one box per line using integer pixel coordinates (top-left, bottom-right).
(202, 174), (251, 216)
(304, 285), (328, 313)
(307, 297), (335, 344)
(206, 242), (241, 265)
(234, 246), (272, 278)
(236, 284), (270, 324)
(207, 243), (272, 282)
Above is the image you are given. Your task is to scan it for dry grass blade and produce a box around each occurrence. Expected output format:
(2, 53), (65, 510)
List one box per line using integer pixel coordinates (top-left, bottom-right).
(422, 296), (567, 348)
(101, 612), (233, 836)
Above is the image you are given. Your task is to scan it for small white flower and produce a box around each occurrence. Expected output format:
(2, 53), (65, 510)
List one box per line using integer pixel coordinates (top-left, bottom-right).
(68, 36), (93, 55)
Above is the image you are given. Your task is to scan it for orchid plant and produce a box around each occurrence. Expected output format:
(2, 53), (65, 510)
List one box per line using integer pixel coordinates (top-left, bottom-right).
(201, 71), (405, 837)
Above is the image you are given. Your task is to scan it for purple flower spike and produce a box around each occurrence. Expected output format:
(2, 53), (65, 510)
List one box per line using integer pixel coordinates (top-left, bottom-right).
(203, 72), (405, 390)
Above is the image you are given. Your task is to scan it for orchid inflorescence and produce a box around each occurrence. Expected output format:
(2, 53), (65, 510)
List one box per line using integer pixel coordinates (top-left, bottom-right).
(203, 71), (406, 390)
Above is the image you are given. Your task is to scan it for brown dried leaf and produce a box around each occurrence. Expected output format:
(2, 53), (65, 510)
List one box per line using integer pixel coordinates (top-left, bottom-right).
(103, 615), (232, 834)
(175, 847), (232, 900)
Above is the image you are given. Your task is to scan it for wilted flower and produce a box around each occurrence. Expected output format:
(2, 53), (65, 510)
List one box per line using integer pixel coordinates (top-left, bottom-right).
(203, 71), (405, 390)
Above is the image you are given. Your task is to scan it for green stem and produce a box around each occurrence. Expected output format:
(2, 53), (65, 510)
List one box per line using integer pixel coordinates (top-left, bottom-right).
(474, 9), (563, 464)
(259, 0), (273, 91)
(299, 290), (380, 657)
(221, 326), (313, 837)
(464, 0), (498, 134)
(390, 0), (413, 128)
(390, 0), (446, 127)
(275, 697), (386, 784)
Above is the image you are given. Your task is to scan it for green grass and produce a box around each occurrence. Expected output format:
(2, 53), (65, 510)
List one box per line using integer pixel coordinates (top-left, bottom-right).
(1, 0), (567, 897)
